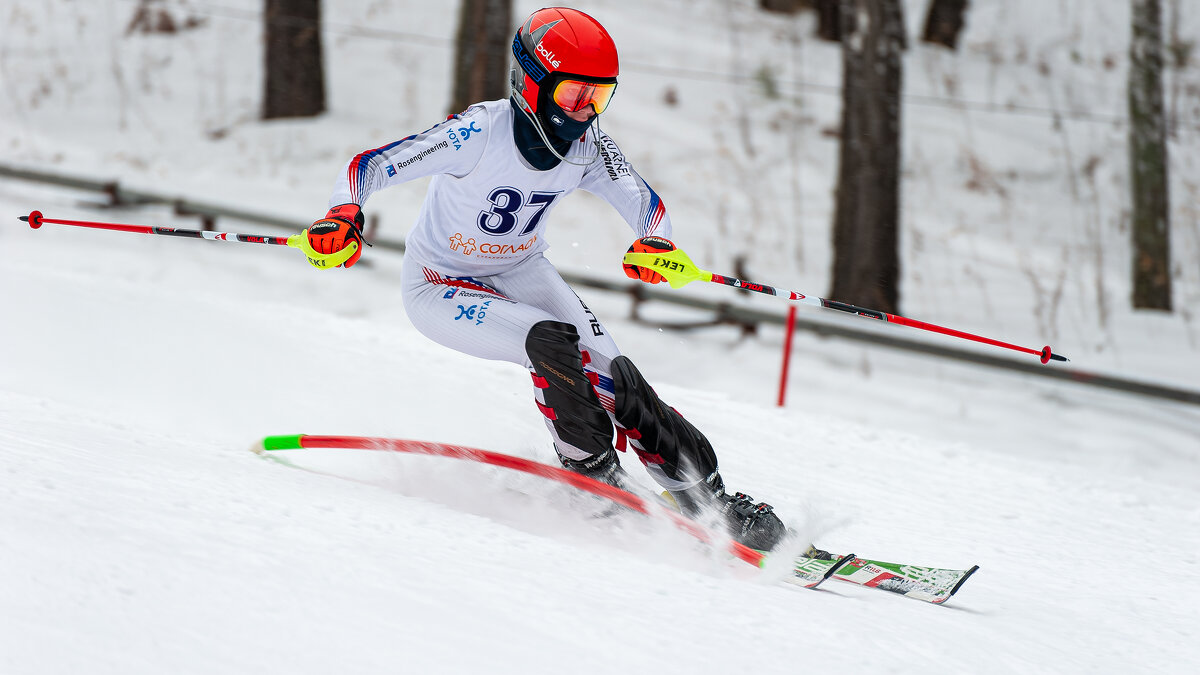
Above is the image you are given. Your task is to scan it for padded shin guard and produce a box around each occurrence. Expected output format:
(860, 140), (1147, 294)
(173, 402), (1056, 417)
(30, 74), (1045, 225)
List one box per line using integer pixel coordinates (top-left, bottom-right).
(610, 355), (718, 486)
(526, 320), (613, 461)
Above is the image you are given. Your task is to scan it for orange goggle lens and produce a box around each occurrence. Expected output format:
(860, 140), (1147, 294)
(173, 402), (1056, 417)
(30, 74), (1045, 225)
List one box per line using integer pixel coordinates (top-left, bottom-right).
(552, 79), (617, 114)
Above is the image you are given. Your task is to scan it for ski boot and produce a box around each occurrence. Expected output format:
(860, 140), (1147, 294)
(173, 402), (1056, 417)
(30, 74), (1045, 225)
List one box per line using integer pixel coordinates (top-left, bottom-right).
(609, 354), (789, 551)
(557, 446), (635, 492)
(557, 445), (661, 520)
(669, 472), (788, 552)
(802, 544), (834, 560)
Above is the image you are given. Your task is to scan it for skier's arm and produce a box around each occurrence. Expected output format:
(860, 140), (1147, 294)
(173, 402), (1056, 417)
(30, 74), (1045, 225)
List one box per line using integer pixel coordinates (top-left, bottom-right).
(328, 106), (488, 208)
(580, 132), (675, 283)
(578, 132), (673, 241)
(305, 107), (488, 269)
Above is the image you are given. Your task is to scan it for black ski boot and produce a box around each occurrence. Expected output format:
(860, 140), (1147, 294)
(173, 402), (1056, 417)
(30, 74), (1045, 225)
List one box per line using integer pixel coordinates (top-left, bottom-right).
(557, 446), (633, 491)
(669, 472), (788, 552)
(802, 544), (834, 561)
(557, 446), (649, 519)
(610, 354), (790, 551)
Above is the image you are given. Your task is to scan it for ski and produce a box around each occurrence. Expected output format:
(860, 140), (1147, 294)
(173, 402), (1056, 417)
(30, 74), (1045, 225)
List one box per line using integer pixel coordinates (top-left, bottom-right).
(784, 552), (858, 589)
(777, 553), (976, 604)
(829, 555), (979, 604)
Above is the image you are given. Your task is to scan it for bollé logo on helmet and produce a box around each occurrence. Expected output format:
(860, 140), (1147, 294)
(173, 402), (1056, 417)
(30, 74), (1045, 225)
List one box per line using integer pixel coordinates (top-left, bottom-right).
(536, 41), (561, 68)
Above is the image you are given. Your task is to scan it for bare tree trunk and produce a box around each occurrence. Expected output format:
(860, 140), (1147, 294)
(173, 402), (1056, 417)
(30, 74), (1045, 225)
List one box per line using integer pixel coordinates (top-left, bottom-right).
(450, 0), (513, 114)
(921, 0), (969, 49)
(755, 0), (846, 43)
(759, 0), (809, 12)
(1129, 0), (1172, 310)
(263, 0), (325, 120)
(830, 0), (904, 314)
(814, 0), (842, 42)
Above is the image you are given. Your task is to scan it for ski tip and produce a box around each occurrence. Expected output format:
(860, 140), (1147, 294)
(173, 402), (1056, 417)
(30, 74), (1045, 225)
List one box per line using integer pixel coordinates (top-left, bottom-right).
(948, 564), (980, 598)
(827, 553), (857, 579)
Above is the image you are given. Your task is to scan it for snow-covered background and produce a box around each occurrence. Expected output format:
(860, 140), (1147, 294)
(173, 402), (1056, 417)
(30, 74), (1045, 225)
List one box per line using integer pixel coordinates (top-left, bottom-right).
(2, 1), (1198, 673)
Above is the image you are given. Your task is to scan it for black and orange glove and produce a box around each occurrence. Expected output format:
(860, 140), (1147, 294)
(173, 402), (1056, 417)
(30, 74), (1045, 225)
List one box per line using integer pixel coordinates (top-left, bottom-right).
(306, 203), (366, 268)
(623, 236), (676, 284)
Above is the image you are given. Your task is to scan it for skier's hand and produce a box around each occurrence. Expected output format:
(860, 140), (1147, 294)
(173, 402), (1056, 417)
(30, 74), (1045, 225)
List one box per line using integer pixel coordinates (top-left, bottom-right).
(623, 236), (675, 284)
(304, 204), (365, 269)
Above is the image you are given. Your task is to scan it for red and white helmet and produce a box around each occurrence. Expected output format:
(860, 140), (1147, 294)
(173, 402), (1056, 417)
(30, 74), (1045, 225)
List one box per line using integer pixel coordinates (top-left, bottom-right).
(510, 7), (618, 137)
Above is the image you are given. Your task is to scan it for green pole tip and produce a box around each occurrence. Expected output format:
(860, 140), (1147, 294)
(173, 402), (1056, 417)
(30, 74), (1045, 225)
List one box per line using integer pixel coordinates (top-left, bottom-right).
(260, 434), (304, 452)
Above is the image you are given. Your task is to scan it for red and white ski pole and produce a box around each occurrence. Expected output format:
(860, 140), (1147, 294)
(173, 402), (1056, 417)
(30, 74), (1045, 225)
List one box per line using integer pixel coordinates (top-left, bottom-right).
(18, 210), (359, 268)
(20, 210), (293, 246)
(624, 248), (1069, 364)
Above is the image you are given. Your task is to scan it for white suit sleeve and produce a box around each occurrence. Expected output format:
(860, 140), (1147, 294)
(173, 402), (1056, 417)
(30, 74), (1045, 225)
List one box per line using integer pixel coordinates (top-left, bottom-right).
(578, 131), (673, 240)
(328, 105), (489, 208)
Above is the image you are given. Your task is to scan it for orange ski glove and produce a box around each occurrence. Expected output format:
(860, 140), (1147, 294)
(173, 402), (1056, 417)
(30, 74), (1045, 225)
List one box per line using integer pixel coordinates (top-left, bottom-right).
(307, 203), (366, 268)
(623, 236), (676, 284)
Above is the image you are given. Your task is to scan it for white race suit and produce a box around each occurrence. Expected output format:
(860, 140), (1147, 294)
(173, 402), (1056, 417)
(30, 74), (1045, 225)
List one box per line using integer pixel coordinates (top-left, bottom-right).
(329, 99), (682, 481)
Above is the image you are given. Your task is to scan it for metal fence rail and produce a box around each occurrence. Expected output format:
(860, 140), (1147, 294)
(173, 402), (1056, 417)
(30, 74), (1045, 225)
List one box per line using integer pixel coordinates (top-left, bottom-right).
(3, 161), (1197, 407)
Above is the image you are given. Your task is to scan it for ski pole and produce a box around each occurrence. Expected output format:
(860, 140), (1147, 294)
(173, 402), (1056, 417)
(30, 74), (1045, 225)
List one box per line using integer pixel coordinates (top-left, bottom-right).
(21, 209), (293, 245)
(18, 210), (358, 268)
(623, 248), (1069, 364)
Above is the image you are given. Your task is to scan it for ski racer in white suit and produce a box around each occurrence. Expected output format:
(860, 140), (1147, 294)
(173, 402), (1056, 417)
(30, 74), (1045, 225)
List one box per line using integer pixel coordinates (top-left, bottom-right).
(306, 7), (820, 554)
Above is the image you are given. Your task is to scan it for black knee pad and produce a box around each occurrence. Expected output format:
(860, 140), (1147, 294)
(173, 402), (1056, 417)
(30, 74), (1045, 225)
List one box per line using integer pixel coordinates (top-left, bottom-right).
(526, 320), (613, 459)
(611, 355), (717, 482)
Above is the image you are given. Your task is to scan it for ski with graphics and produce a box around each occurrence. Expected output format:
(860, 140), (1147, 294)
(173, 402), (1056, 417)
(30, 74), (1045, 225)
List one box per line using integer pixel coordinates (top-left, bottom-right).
(789, 552), (978, 603)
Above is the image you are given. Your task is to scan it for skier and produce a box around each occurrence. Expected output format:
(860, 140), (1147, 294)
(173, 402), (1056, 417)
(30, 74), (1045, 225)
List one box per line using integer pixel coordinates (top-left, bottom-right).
(304, 7), (811, 553)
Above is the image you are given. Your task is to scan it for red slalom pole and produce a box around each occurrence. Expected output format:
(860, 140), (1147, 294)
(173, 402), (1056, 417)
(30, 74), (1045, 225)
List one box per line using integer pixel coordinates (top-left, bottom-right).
(777, 305), (797, 407)
(256, 434), (768, 568)
(19, 210), (293, 246)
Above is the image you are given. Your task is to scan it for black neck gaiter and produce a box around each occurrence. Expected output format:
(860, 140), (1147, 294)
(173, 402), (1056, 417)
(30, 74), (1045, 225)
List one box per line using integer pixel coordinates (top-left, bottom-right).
(510, 97), (575, 171)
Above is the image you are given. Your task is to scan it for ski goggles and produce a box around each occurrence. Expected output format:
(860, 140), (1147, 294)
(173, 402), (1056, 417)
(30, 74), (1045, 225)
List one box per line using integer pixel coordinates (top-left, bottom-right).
(551, 79), (617, 114)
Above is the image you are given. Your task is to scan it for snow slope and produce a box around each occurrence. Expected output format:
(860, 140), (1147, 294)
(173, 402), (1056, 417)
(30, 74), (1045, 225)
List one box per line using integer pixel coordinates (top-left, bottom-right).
(3, 185), (1199, 674)
(2, 1), (1200, 673)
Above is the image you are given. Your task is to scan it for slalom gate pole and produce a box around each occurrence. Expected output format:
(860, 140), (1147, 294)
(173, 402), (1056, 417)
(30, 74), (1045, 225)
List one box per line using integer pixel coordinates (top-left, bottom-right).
(624, 249), (1069, 364)
(20, 210), (293, 246)
(256, 435), (768, 569)
(777, 305), (797, 407)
